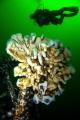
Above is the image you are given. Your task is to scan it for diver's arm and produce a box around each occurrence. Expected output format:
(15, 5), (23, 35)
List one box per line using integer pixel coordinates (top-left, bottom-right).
(30, 9), (43, 19)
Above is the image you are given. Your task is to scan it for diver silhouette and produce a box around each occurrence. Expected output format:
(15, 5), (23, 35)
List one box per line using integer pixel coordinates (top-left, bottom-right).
(30, 5), (79, 27)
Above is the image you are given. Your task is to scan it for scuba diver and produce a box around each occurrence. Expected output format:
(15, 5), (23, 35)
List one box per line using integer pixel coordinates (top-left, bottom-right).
(30, 4), (79, 27)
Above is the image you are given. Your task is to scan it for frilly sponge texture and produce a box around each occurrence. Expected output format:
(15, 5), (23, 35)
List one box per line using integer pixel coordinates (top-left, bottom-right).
(6, 33), (75, 105)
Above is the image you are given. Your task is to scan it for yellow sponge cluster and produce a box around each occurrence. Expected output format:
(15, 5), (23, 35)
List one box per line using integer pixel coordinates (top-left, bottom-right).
(6, 33), (75, 105)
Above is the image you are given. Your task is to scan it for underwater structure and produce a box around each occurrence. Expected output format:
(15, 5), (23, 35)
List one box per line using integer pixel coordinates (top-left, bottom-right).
(0, 33), (75, 120)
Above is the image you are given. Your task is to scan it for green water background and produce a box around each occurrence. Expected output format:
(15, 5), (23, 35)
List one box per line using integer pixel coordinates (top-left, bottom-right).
(0, 0), (80, 119)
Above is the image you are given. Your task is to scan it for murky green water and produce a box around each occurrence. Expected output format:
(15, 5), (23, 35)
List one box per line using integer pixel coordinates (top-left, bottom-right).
(0, 0), (80, 119)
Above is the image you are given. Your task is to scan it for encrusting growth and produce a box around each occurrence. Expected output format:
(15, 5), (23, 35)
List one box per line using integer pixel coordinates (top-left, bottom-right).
(6, 33), (75, 105)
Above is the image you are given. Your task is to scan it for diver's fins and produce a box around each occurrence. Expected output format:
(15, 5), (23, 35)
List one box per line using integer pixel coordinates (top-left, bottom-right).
(63, 7), (79, 17)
